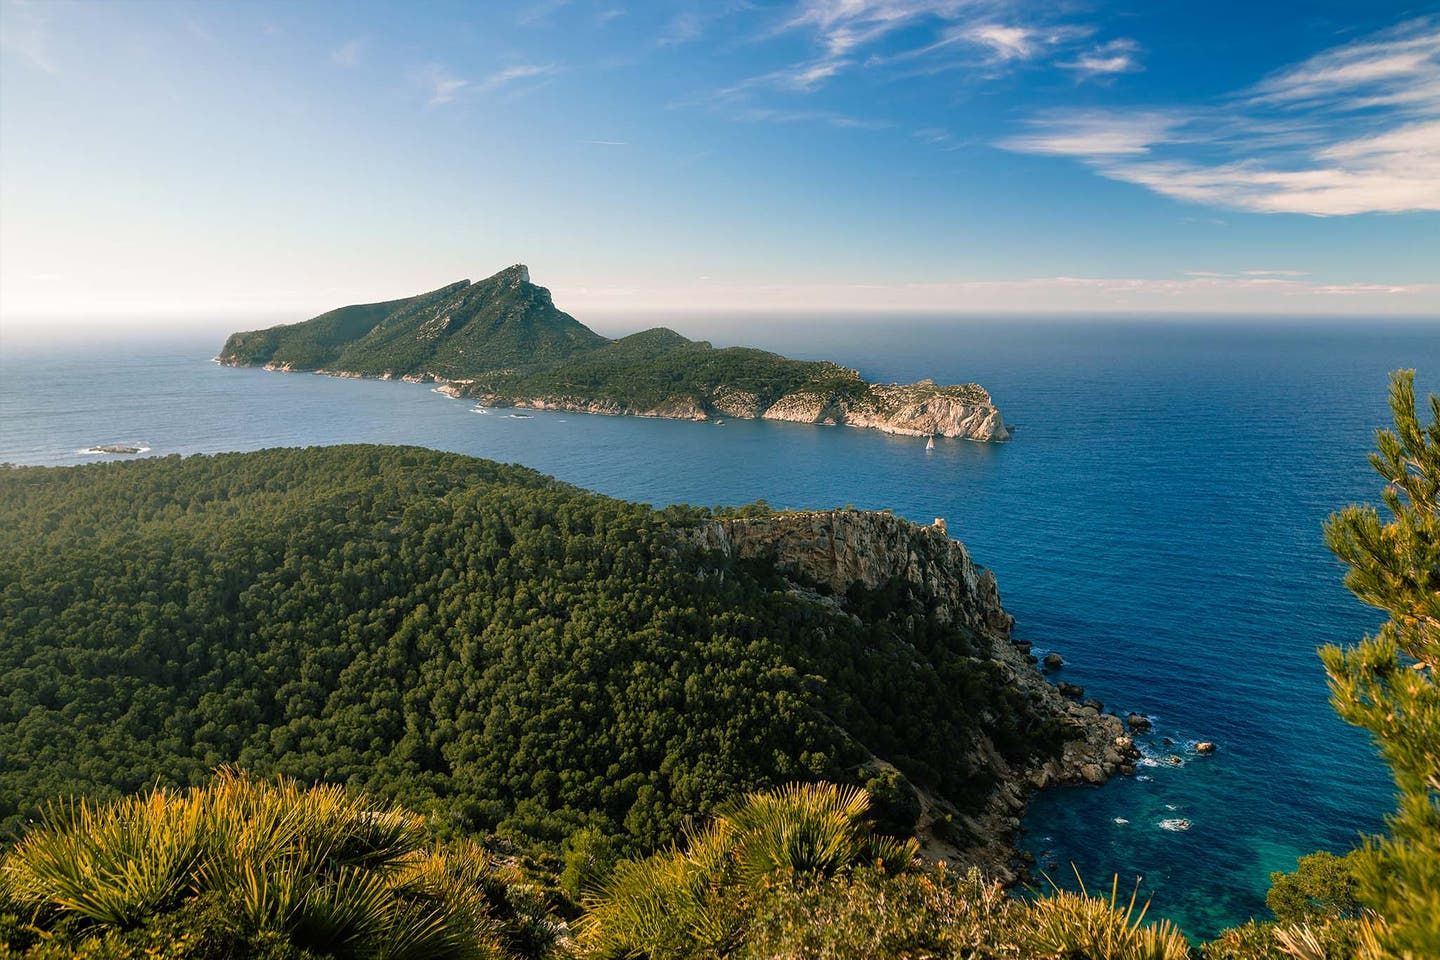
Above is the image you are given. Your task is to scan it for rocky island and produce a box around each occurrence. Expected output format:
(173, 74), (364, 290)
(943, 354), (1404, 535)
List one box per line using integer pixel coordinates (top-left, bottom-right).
(218, 265), (1011, 442)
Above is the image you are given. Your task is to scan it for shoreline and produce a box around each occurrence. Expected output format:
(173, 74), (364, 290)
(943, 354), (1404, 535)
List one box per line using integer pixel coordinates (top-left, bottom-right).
(222, 358), (1013, 443)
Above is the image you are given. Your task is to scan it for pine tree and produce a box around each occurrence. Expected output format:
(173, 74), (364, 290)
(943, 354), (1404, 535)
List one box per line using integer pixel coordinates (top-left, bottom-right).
(1322, 369), (1440, 959)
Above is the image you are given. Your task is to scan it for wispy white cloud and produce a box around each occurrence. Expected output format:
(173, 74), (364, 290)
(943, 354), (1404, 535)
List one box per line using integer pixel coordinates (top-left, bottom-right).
(762, 1), (1129, 86)
(999, 18), (1440, 215)
(1249, 25), (1440, 110)
(696, 1), (1133, 136)
(583, 139), (628, 145)
(330, 38), (366, 68)
(477, 63), (560, 92)
(1059, 38), (1142, 79)
(998, 111), (1182, 156)
(779, 0), (980, 58)
(965, 24), (1038, 62)
(416, 63), (469, 105)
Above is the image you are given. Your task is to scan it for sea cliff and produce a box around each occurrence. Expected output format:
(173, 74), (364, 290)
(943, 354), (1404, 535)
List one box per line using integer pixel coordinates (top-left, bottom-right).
(680, 508), (1136, 877)
(467, 376), (1011, 441)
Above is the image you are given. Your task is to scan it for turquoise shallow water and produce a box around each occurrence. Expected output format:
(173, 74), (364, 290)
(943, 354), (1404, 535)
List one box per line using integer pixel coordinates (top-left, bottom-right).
(2, 316), (1437, 939)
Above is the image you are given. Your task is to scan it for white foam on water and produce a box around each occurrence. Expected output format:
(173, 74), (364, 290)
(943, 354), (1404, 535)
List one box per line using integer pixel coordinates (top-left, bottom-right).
(1158, 818), (1192, 832)
(77, 445), (151, 455)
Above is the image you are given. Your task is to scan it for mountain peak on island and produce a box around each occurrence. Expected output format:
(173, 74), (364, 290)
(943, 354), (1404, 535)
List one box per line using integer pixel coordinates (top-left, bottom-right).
(218, 266), (1011, 442)
(498, 263), (530, 283)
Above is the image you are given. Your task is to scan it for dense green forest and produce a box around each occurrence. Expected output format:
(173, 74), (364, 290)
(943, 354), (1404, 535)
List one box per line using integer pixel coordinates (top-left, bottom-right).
(217, 265), (988, 418)
(0, 445), (1059, 850)
(219, 269), (606, 379)
(472, 326), (872, 415)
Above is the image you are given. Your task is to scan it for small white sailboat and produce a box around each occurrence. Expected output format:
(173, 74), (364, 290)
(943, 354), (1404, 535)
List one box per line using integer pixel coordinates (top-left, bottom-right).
(925, 435), (935, 451)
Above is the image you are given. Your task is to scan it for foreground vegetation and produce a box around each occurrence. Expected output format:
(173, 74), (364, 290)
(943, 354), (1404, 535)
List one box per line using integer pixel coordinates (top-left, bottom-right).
(1, 371), (1436, 957)
(2, 775), (1197, 959)
(0, 770), (559, 959)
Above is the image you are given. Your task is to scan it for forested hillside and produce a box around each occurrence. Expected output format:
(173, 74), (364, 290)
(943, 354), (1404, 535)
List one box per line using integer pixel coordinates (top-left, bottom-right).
(0, 446), (1063, 850)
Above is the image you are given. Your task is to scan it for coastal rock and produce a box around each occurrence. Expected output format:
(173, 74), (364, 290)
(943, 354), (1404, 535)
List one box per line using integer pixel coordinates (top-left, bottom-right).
(761, 378), (1012, 441)
(681, 510), (1014, 638)
(1057, 682), (1085, 699)
(1043, 652), (1064, 670)
(1195, 741), (1217, 754)
(1127, 712), (1152, 733)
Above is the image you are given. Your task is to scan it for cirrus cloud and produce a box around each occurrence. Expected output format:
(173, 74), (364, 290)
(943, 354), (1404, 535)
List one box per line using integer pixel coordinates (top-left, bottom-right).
(998, 18), (1440, 215)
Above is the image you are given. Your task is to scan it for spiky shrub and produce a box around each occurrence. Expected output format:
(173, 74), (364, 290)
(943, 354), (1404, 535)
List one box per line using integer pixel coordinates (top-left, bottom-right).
(2, 788), (206, 929)
(1024, 874), (1190, 960)
(0, 770), (561, 959)
(577, 782), (919, 959)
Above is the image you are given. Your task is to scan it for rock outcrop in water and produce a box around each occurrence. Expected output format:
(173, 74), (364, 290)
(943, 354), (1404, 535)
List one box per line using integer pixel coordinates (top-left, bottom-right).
(219, 265), (1010, 443)
(681, 509), (1135, 877)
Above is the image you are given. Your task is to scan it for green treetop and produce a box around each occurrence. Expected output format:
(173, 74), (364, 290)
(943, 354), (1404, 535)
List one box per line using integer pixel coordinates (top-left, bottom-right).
(1322, 369), (1440, 959)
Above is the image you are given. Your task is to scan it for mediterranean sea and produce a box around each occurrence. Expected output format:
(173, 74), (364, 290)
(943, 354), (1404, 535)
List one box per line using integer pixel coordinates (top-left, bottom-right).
(2, 315), (1436, 940)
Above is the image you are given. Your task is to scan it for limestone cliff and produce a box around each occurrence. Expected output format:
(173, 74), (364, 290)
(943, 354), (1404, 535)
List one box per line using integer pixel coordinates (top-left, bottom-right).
(759, 378), (1011, 441)
(472, 376), (1010, 441)
(681, 509), (1134, 878)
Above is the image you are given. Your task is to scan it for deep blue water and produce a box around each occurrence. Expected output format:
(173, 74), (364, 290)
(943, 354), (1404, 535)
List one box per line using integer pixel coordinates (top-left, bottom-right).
(2, 316), (1436, 940)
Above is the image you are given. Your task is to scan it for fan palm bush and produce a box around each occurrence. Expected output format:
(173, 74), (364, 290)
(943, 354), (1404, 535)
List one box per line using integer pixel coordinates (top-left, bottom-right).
(1025, 873), (1190, 960)
(0, 769), (562, 959)
(577, 781), (919, 959)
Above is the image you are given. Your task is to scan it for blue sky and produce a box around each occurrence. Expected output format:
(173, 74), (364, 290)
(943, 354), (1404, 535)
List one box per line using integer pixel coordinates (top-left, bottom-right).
(1, 0), (1437, 326)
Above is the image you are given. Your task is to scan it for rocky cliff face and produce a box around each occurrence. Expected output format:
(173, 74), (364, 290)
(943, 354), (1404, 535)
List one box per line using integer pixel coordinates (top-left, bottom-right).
(471, 378), (1011, 441)
(683, 510), (1015, 638)
(681, 509), (1133, 878)
(761, 379), (1011, 441)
